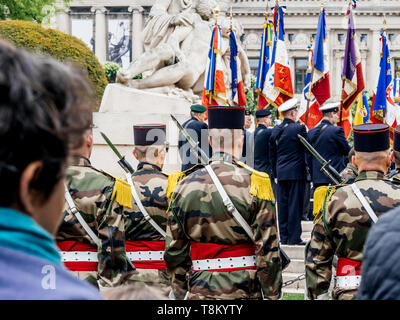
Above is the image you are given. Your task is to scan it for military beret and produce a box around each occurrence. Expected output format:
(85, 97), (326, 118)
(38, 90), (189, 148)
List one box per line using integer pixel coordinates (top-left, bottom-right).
(133, 124), (166, 146)
(190, 104), (207, 113)
(353, 123), (390, 152)
(394, 126), (400, 152)
(208, 106), (245, 129)
(255, 109), (272, 118)
(278, 98), (299, 112)
(319, 102), (340, 113)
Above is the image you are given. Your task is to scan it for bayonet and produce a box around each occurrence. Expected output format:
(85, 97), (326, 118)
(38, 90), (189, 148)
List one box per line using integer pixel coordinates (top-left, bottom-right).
(298, 134), (345, 185)
(100, 131), (134, 174)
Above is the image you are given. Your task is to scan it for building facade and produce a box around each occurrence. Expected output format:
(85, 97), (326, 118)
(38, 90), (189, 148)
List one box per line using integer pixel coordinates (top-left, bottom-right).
(54, 0), (400, 101)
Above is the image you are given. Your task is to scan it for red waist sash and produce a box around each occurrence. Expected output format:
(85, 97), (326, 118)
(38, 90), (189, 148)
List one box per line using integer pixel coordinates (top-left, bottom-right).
(125, 240), (166, 270)
(190, 242), (257, 272)
(336, 257), (362, 276)
(57, 240), (97, 272)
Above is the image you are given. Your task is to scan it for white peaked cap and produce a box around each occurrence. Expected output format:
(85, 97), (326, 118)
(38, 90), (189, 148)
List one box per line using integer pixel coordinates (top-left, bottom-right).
(278, 98), (299, 112)
(319, 102), (340, 111)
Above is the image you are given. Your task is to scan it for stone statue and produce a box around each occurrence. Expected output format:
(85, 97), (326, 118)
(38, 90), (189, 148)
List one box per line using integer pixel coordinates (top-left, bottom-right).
(116, 0), (250, 105)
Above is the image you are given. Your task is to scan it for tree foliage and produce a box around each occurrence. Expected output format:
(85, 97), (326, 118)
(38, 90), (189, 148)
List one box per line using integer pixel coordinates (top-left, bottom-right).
(0, 0), (71, 23)
(0, 20), (108, 110)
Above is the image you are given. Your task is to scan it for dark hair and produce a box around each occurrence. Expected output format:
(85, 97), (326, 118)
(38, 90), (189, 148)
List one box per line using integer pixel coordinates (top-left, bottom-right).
(0, 40), (93, 206)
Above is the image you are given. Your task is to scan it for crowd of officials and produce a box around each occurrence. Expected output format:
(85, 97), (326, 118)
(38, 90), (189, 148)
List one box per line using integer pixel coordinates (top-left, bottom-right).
(2, 39), (400, 301)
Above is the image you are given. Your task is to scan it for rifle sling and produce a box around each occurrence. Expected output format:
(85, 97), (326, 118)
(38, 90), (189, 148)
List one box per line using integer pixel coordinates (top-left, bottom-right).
(351, 183), (378, 223)
(311, 124), (328, 146)
(64, 184), (100, 247)
(126, 173), (167, 238)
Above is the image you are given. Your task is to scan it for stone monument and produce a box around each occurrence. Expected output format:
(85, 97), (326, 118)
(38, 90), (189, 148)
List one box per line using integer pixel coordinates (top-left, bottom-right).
(92, 0), (250, 178)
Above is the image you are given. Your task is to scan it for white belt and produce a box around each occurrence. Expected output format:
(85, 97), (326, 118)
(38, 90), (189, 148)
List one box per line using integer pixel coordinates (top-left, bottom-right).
(192, 255), (257, 271)
(61, 251), (98, 262)
(126, 250), (164, 261)
(334, 275), (362, 289)
(61, 250), (165, 262)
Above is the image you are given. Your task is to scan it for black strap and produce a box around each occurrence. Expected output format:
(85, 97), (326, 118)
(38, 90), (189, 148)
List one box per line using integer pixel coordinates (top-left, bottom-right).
(311, 124), (328, 146)
(275, 123), (289, 146)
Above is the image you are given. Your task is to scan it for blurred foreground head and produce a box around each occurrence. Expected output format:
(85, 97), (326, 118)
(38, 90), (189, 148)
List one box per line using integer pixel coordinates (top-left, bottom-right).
(0, 40), (93, 234)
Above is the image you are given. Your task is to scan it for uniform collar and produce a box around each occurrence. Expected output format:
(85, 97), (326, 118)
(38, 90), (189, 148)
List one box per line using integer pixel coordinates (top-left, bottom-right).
(210, 152), (237, 164)
(137, 162), (162, 172)
(283, 118), (295, 124)
(321, 119), (332, 126)
(190, 117), (200, 122)
(356, 170), (386, 181)
(258, 124), (267, 129)
(70, 155), (91, 167)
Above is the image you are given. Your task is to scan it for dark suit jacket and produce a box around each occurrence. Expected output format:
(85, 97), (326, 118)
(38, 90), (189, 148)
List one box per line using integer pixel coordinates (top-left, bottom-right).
(178, 117), (210, 171)
(241, 129), (255, 167)
(269, 118), (308, 181)
(254, 124), (273, 174)
(306, 120), (351, 184)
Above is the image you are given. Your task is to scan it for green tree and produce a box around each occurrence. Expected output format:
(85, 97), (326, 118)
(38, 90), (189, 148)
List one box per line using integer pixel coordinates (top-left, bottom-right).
(0, 0), (71, 23)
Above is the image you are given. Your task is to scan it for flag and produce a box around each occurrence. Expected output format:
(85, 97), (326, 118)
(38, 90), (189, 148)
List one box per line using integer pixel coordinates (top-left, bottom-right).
(298, 41), (322, 129)
(255, 19), (273, 109)
(229, 30), (246, 106)
(340, 9), (365, 112)
(393, 75), (400, 105)
(353, 91), (370, 125)
(262, 5), (293, 108)
(370, 31), (399, 138)
(310, 9), (330, 106)
(202, 24), (227, 107)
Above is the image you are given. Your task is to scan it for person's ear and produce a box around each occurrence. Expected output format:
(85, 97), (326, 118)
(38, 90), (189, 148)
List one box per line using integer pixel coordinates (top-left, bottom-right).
(18, 161), (43, 216)
(87, 133), (93, 149)
(132, 147), (139, 161)
(352, 155), (358, 168)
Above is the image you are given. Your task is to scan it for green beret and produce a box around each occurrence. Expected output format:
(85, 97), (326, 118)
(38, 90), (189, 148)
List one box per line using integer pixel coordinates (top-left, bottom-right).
(190, 104), (207, 113)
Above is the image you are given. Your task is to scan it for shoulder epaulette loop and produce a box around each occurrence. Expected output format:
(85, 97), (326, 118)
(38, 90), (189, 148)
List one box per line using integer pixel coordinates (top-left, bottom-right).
(236, 161), (275, 201)
(166, 171), (186, 201)
(313, 186), (336, 224)
(111, 178), (133, 209)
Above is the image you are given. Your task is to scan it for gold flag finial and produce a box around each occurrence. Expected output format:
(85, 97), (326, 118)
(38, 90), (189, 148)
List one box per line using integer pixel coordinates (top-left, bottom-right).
(214, 5), (220, 25)
(265, 0), (269, 21)
(320, 0), (324, 11)
(230, 6), (233, 32)
(383, 14), (387, 31)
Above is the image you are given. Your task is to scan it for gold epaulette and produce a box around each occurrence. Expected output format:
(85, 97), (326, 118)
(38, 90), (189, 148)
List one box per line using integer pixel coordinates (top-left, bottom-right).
(166, 171), (186, 201)
(313, 186), (336, 224)
(236, 161), (275, 201)
(101, 170), (133, 209)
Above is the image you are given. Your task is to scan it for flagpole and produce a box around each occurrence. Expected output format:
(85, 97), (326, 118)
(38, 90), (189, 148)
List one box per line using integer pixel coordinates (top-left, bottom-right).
(273, 0), (280, 119)
(210, 5), (220, 103)
(257, 1), (270, 108)
(305, 1), (324, 127)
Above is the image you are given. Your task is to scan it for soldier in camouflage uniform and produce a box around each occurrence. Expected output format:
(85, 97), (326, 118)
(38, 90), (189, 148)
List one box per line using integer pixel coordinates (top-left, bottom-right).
(124, 124), (171, 294)
(306, 124), (400, 300)
(165, 106), (282, 300)
(57, 127), (132, 290)
(387, 126), (400, 183)
(340, 148), (358, 184)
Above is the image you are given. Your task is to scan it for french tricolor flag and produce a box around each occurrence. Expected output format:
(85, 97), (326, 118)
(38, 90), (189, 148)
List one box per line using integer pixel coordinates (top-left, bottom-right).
(230, 30), (246, 106)
(370, 31), (399, 139)
(202, 24), (227, 107)
(299, 42), (322, 129)
(262, 5), (293, 108)
(310, 8), (330, 107)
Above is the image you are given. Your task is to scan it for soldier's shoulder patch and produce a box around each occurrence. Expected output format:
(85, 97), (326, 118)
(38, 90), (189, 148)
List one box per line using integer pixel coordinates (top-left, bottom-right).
(236, 161), (275, 201)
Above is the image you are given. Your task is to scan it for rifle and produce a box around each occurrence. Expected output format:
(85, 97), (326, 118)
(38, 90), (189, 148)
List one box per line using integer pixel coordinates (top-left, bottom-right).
(171, 114), (291, 270)
(99, 131), (137, 271)
(298, 134), (345, 185)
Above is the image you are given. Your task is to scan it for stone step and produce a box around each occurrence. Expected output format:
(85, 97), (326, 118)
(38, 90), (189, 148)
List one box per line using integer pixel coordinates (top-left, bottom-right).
(282, 288), (305, 296)
(285, 259), (305, 274)
(282, 272), (306, 290)
(281, 245), (306, 260)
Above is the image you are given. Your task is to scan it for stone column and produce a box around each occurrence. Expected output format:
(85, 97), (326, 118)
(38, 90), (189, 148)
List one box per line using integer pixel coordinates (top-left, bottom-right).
(55, 6), (71, 34)
(368, 28), (381, 91)
(91, 6), (108, 64)
(128, 5), (144, 60)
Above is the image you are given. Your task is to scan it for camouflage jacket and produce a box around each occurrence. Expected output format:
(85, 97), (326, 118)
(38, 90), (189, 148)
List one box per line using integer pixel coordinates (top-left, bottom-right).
(124, 162), (169, 285)
(305, 170), (400, 300)
(165, 152), (282, 300)
(57, 156), (129, 288)
(386, 168), (400, 184)
(340, 163), (358, 184)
